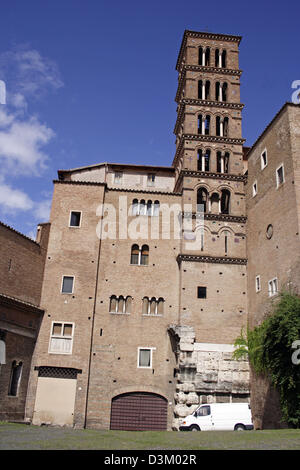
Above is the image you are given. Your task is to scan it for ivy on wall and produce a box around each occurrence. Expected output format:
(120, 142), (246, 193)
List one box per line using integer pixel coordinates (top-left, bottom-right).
(233, 292), (300, 428)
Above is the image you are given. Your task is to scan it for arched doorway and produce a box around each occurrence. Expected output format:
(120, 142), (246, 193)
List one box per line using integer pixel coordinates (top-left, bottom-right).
(110, 392), (168, 431)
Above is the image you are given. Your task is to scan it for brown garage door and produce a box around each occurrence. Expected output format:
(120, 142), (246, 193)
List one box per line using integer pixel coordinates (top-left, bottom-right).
(110, 392), (168, 431)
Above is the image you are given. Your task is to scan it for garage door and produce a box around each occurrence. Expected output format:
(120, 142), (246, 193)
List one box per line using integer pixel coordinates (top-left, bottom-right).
(110, 392), (168, 431)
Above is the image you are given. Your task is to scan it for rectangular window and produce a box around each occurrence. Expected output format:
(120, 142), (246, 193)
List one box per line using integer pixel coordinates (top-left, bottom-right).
(114, 172), (123, 184)
(276, 164), (284, 187)
(69, 211), (81, 227)
(49, 322), (74, 354)
(197, 286), (207, 298)
(147, 174), (155, 187)
(252, 181), (257, 197)
(138, 347), (154, 368)
(255, 275), (261, 292)
(61, 275), (74, 294)
(268, 277), (278, 297)
(261, 150), (267, 170)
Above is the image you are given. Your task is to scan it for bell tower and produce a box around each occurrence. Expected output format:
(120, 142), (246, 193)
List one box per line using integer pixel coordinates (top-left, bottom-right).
(173, 30), (248, 344)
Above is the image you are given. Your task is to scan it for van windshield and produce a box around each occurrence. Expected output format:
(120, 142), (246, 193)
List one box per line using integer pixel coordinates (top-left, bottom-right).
(197, 405), (211, 416)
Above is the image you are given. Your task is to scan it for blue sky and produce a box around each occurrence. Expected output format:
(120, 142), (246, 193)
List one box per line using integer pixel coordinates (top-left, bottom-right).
(0, 0), (299, 237)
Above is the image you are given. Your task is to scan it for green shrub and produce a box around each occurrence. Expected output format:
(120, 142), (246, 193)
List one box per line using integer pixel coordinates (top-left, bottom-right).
(233, 292), (300, 427)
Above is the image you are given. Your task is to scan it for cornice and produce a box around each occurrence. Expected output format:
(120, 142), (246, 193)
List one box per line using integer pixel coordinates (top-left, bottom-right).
(0, 293), (44, 315)
(177, 254), (247, 265)
(180, 169), (246, 182)
(182, 212), (247, 224)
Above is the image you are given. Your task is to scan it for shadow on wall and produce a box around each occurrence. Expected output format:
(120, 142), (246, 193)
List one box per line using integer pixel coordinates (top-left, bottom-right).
(250, 368), (287, 430)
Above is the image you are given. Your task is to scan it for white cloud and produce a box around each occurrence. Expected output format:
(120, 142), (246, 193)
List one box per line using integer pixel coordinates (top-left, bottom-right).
(0, 181), (33, 212)
(0, 112), (54, 175)
(0, 45), (62, 221)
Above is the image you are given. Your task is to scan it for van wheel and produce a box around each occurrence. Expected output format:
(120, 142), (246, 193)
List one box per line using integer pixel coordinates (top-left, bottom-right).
(189, 425), (200, 431)
(234, 424), (245, 431)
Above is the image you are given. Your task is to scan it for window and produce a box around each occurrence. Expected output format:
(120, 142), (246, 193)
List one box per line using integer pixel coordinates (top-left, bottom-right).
(255, 275), (261, 292)
(8, 361), (22, 396)
(197, 187), (208, 213)
(198, 149), (210, 172)
(49, 322), (74, 354)
(109, 295), (132, 314)
(197, 286), (207, 298)
(138, 347), (154, 368)
(69, 211), (81, 227)
(196, 405), (211, 417)
(130, 244), (149, 266)
(276, 164), (285, 187)
(220, 189), (230, 214)
(261, 150), (267, 170)
(268, 278), (278, 297)
(61, 276), (74, 294)
(131, 199), (160, 216)
(147, 174), (155, 187)
(252, 181), (258, 197)
(114, 171), (123, 184)
(142, 297), (164, 315)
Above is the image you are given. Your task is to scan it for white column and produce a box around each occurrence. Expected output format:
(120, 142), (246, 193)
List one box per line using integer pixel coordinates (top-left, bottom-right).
(202, 154), (205, 171)
(219, 83), (222, 102)
(220, 119), (223, 137)
(221, 154), (224, 173)
(202, 51), (205, 66)
(218, 51), (222, 68)
(202, 117), (205, 135)
(202, 83), (205, 100)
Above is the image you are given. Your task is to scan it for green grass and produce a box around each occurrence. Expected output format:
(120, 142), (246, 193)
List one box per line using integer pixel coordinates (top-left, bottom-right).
(1, 422), (300, 450)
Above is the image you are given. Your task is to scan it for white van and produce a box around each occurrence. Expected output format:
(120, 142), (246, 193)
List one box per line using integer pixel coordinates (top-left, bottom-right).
(179, 403), (253, 431)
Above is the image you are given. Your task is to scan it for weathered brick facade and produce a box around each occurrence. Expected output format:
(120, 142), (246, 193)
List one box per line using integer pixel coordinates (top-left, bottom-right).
(0, 222), (49, 421)
(2, 30), (298, 430)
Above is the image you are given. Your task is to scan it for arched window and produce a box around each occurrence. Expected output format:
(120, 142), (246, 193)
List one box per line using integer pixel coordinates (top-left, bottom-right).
(157, 298), (164, 315)
(198, 114), (203, 134)
(198, 80), (203, 99)
(221, 189), (230, 214)
(153, 200), (160, 216)
(8, 360), (23, 396)
(205, 47), (210, 66)
(216, 116), (221, 136)
(215, 49), (219, 67)
(223, 117), (229, 137)
(205, 81), (210, 99)
(147, 200), (152, 216)
(131, 244), (140, 265)
(109, 295), (118, 312)
(125, 296), (132, 313)
(139, 200), (146, 215)
(197, 188), (208, 213)
(217, 151), (230, 173)
(198, 149), (210, 172)
(210, 193), (219, 214)
(150, 297), (157, 315)
(222, 83), (227, 102)
(204, 115), (210, 135)
(118, 295), (125, 313)
(142, 297), (149, 315)
(215, 82), (221, 101)
(132, 199), (139, 216)
(141, 245), (149, 265)
(198, 46), (203, 65)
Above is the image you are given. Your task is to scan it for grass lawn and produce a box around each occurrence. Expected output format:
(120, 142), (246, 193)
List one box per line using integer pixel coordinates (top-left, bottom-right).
(0, 422), (300, 451)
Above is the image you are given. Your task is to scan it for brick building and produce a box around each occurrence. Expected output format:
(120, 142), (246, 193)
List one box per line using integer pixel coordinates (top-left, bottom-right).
(0, 221), (50, 421)
(6, 30), (296, 431)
